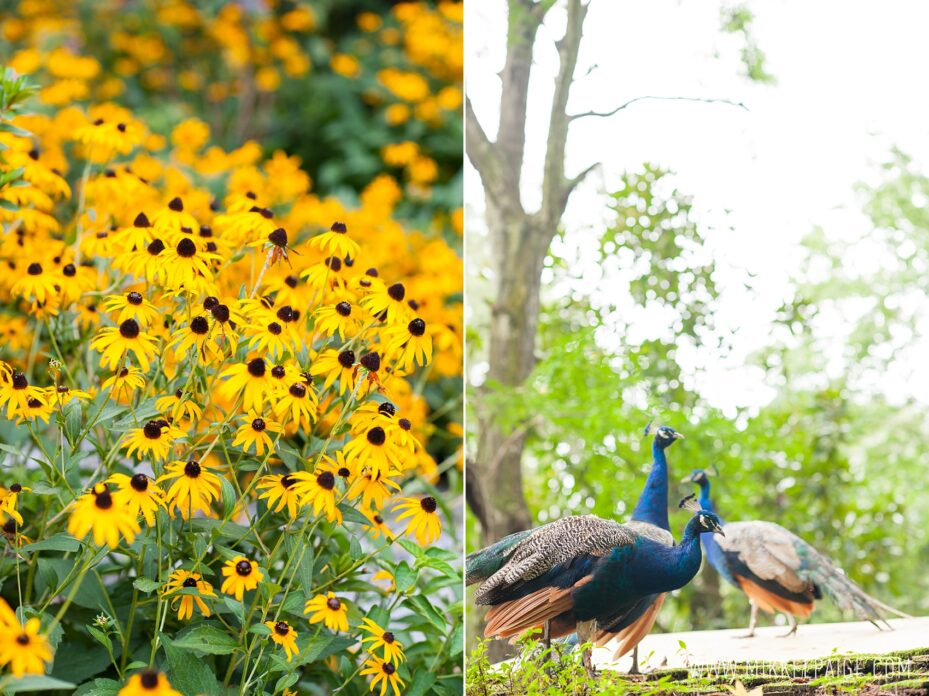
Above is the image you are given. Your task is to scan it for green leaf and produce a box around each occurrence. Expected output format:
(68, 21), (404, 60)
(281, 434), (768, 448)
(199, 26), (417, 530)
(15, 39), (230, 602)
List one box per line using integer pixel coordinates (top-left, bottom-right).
(396, 539), (423, 558)
(132, 577), (161, 594)
(349, 536), (363, 559)
(406, 596), (445, 632)
(406, 671), (437, 696)
(5, 676), (77, 692)
(73, 678), (121, 696)
(275, 673), (299, 693)
(170, 623), (238, 655)
(394, 561), (417, 593)
(63, 401), (83, 446)
(86, 625), (112, 653)
(338, 503), (371, 526)
(222, 596), (245, 624)
(219, 475), (237, 518)
(20, 533), (82, 553)
(249, 623), (272, 636)
(161, 634), (220, 694)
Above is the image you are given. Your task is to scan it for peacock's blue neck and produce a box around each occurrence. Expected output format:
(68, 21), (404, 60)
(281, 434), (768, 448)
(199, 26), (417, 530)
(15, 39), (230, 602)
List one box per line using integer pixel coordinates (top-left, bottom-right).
(631, 439), (670, 531)
(630, 525), (703, 593)
(695, 479), (733, 585)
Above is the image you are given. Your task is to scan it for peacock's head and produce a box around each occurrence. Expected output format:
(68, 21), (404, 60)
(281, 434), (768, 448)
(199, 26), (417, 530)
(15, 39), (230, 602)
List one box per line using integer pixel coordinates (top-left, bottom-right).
(681, 465), (717, 486)
(679, 495), (725, 536)
(645, 422), (684, 450)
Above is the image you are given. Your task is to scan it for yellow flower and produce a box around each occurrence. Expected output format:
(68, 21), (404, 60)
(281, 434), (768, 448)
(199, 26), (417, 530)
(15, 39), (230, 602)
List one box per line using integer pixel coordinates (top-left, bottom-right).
(103, 366), (146, 403)
(360, 657), (405, 696)
(291, 465), (342, 524)
(256, 473), (305, 520)
(90, 319), (159, 372)
(107, 472), (166, 527)
(346, 469), (401, 510)
(158, 459), (223, 519)
(392, 495), (441, 546)
(310, 348), (357, 395)
(273, 380), (318, 429)
(360, 617), (405, 665)
(0, 370), (46, 420)
(162, 569), (216, 621)
(309, 221), (360, 259)
(232, 413), (281, 456)
(343, 426), (403, 478)
(264, 620), (299, 661)
(315, 301), (360, 341)
(10, 261), (59, 304)
(68, 483), (141, 549)
(384, 317), (433, 371)
(331, 54), (361, 78)
(304, 591), (348, 632)
(217, 358), (274, 412)
(360, 282), (412, 325)
(122, 419), (182, 461)
(118, 670), (182, 696)
(0, 601), (53, 677)
(220, 556), (264, 601)
(101, 291), (160, 327)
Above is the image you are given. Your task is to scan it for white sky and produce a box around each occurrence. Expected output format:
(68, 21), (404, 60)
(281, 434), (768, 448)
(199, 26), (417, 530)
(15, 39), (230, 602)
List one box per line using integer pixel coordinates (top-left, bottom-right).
(465, 0), (929, 415)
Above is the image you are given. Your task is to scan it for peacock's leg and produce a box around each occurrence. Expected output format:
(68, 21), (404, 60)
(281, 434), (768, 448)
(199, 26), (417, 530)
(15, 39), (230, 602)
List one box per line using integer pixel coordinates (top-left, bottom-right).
(736, 601), (759, 639)
(628, 645), (640, 675)
(577, 620), (598, 679)
(542, 620), (551, 652)
(778, 613), (798, 638)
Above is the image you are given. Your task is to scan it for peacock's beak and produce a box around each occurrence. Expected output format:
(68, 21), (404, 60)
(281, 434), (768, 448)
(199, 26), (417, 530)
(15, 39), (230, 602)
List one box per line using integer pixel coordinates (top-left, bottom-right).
(680, 475), (694, 484)
(673, 432), (685, 439)
(714, 525), (725, 537)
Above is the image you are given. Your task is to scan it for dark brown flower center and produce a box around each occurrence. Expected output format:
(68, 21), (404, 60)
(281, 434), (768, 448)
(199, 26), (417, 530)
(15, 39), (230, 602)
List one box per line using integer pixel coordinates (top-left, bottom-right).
(117, 122), (127, 133)
(94, 487), (114, 510)
(271, 365), (286, 379)
(284, 275), (298, 288)
(267, 322), (282, 336)
(330, 221), (347, 233)
(211, 304), (230, 323)
(119, 318), (141, 339)
(280, 474), (295, 488)
(184, 460), (201, 478)
(378, 402), (396, 417)
(251, 418), (266, 432)
(247, 358), (266, 377)
(10, 483), (22, 493)
(288, 383), (306, 398)
(326, 597), (341, 611)
(63, 263), (76, 277)
(420, 496), (437, 513)
(3, 519), (15, 534)
(143, 421), (162, 439)
(27, 398), (42, 408)
(360, 352), (380, 372)
(16, 634), (29, 646)
(130, 473), (149, 491)
(168, 197), (184, 212)
(235, 560), (252, 576)
(382, 662), (396, 675)
(12, 372), (28, 390)
(176, 238), (197, 258)
(182, 577), (198, 588)
(387, 283), (405, 301)
(383, 631), (395, 643)
(374, 514), (384, 524)
(398, 418), (412, 431)
(133, 212), (151, 228)
(317, 471), (335, 491)
(147, 239), (165, 255)
(276, 306), (293, 322)
(408, 318), (426, 337)
(335, 301), (351, 317)
(27, 262), (42, 275)
(274, 621), (290, 636)
(337, 350), (355, 368)
(325, 256), (341, 271)
(140, 671), (159, 688)
(366, 427), (386, 446)
(127, 291), (143, 305)
(366, 268), (379, 277)
(203, 296), (218, 311)
(268, 228), (288, 247)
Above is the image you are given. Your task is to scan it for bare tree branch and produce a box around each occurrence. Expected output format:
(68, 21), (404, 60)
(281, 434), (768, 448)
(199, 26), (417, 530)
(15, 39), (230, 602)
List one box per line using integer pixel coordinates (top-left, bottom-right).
(568, 95), (749, 121)
(465, 96), (496, 175)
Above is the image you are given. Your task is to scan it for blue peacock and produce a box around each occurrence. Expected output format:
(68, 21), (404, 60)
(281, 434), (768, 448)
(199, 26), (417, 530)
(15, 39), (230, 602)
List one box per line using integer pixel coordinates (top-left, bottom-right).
(683, 467), (910, 636)
(466, 425), (707, 676)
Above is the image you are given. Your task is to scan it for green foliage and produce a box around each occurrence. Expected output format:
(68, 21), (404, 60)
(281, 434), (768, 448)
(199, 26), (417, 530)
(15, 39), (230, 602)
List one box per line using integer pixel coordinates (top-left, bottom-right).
(720, 5), (776, 84)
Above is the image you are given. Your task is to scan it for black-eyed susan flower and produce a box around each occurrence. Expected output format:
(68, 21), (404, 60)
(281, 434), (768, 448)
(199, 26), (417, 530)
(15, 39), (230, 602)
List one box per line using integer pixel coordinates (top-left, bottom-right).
(91, 318), (159, 372)
(231, 412), (281, 456)
(103, 366), (146, 403)
(291, 465), (342, 524)
(0, 598), (53, 677)
(315, 301), (360, 341)
(45, 384), (93, 408)
(0, 370), (47, 420)
(161, 237), (220, 293)
(101, 291), (160, 327)
(244, 319), (294, 358)
(163, 569), (216, 620)
(10, 262), (59, 304)
(300, 255), (346, 292)
(107, 473), (166, 527)
(117, 670), (182, 696)
(16, 394), (54, 424)
(273, 380), (318, 429)
(362, 509), (393, 540)
(67, 483), (141, 548)
(360, 282), (411, 325)
(123, 419), (182, 461)
(263, 620), (299, 661)
(360, 617), (405, 665)
(220, 556), (264, 601)
(0, 483), (29, 526)
(256, 473), (304, 520)
(384, 317), (433, 371)
(360, 657), (405, 696)
(309, 221), (360, 259)
(346, 469), (401, 511)
(167, 315), (224, 365)
(310, 348), (357, 395)
(217, 357), (274, 412)
(343, 426), (403, 478)
(392, 495), (441, 546)
(155, 390), (203, 423)
(304, 591), (348, 632)
(158, 459), (222, 519)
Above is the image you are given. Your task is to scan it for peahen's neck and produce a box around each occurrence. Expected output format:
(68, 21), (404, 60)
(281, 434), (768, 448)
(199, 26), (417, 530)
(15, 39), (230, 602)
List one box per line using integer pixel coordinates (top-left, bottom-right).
(631, 439), (670, 531)
(697, 479), (717, 516)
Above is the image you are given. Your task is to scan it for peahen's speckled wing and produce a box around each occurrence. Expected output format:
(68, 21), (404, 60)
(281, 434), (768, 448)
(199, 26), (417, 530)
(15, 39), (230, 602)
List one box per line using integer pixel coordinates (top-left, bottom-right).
(473, 515), (636, 605)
